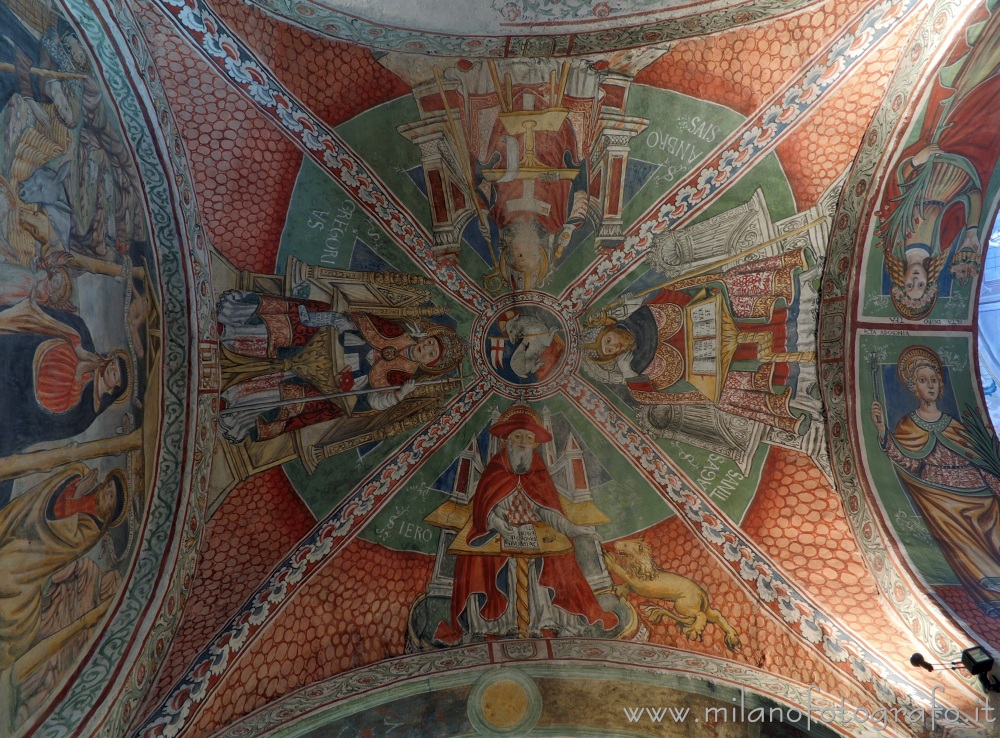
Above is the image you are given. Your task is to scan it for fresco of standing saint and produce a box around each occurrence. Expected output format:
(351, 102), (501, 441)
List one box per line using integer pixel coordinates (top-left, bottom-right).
(871, 345), (1000, 617)
(876, 6), (1000, 318)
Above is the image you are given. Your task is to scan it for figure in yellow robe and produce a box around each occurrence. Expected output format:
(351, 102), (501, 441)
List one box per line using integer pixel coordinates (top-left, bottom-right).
(872, 345), (1000, 616)
(0, 464), (126, 732)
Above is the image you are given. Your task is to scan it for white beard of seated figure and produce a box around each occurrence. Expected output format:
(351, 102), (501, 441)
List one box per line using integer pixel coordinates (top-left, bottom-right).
(508, 445), (533, 474)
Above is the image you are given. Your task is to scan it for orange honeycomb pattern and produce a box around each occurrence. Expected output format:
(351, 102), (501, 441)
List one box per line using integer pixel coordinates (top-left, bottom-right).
(134, 1), (302, 272)
(776, 12), (919, 209)
(635, 0), (869, 115)
(188, 539), (434, 735)
(173, 493), (967, 731)
(208, 0), (411, 128)
(740, 448), (936, 670)
(142, 469), (314, 719)
(102, 2), (987, 733)
(189, 525), (880, 733)
(621, 515), (878, 713)
(936, 586), (1000, 651)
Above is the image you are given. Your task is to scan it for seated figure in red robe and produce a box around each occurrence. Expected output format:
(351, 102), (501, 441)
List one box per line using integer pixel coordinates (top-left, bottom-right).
(435, 405), (617, 643)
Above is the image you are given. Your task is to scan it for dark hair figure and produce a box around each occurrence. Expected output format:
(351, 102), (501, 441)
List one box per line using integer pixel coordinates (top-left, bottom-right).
(0, 300), (131, 460)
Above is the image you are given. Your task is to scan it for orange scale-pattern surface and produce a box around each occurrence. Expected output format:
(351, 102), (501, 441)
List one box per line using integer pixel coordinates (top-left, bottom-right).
(613, 516), (877, 713)
(776, 12), (919, 210)
(188, 539), (434, 735)
(936, 586), (1000, 652)
(141, 469), (314, 720)
(207, 0), (411, 128)
(740, 448), (936, 674)
(134, 1), (300, 273)
(634, 0), (868, 115)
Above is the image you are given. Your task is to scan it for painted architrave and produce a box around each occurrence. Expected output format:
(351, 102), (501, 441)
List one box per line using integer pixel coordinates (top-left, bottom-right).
(207, 640), (908, 738)
(242, 0), (825, 58)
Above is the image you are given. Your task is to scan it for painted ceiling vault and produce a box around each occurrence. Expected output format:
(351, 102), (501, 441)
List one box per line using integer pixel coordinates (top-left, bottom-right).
(7, 0), (1000, 736)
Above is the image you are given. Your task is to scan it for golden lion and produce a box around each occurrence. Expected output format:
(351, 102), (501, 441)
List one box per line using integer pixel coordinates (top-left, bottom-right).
(604, 537), (740, 650)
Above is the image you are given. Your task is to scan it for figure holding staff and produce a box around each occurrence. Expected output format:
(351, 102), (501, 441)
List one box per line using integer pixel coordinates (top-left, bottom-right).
(216, 290), (466, 443)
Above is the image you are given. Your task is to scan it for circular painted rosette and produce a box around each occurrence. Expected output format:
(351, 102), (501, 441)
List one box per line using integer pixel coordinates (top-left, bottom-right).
(467, 668), (542, 737)
(472, 291), (579, 399)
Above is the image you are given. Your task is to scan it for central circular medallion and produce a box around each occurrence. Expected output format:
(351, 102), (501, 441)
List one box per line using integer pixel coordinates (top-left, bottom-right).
(472, 292), (579, 399)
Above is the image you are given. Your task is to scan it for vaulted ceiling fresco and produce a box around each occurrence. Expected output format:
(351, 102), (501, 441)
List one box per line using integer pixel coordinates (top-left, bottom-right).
(6, 0), (1000, 736)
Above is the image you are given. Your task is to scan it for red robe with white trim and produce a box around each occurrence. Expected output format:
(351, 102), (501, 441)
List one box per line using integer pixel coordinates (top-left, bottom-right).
(435, 449), (616, 643)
